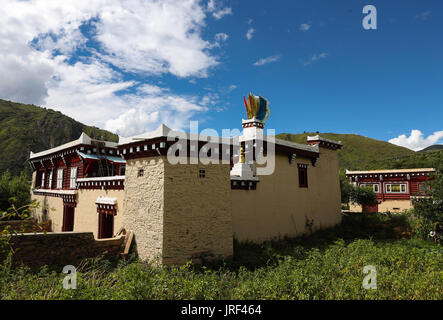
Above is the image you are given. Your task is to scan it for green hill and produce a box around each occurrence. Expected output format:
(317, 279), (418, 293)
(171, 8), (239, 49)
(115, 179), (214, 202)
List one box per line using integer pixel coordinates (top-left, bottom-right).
(277, 132), (418, 171)
(0, 99), (118, 177)
(418, 144), (443, 153)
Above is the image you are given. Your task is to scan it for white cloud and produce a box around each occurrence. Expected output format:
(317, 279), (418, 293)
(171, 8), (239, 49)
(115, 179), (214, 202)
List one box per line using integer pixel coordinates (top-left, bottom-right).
(389, 130), (443, 151)
(414, 11), (431, 21)
(214, 33), (229, 42)
(0, 0), (228, 136)
(209, 32), (229, 48)
(207, 0), (232, 20)
(303, 52), (328, 66)
(246, 28), (255, 40)
(253, 55), (281, 66)
(299, 23), (311, 31)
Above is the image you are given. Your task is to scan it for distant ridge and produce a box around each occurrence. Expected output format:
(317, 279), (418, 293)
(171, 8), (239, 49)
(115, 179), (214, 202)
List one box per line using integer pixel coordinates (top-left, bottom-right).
(418, 144), (443, 152)
(277, 132), (415, 171)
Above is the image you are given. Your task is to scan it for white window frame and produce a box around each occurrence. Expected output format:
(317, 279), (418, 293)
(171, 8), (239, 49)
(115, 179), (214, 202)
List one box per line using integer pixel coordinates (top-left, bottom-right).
(57, 169), (64, 189)
(385, 182), (408, 193)
(41, 172), (45, 188)
(360, 183), (380, 193)
(48, 170), (53, 189)
(70, 167), (78, 189)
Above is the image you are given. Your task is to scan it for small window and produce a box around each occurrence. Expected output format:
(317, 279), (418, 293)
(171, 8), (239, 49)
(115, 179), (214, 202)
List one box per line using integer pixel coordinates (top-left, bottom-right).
(199, 169), (206, 178)
(361, 183), (380, 193)
(57, 169), (64, 189)
(120, 165), (126, 176)
(48, 170), (53, 189)
(70, 167), (78, 189)
(418, 183), (430, 193)
(40, 172), (45, 188)
(385, 183), (407, 193)
(138, 169), (144, 177)
(298, 164), (308, 188)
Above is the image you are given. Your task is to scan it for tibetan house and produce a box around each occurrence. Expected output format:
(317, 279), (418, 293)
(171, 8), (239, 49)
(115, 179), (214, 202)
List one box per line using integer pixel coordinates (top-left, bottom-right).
(29, 93), (343, 265)
(346, 168), (435, 213)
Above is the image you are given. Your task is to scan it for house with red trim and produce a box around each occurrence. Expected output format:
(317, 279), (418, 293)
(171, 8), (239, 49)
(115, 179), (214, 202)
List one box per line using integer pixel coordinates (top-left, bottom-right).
(28, 99), (344, 265)
(346, 168), (435, 213)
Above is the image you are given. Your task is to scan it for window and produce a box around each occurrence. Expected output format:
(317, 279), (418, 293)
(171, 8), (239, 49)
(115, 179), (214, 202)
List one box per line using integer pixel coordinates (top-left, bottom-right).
(70, 167), (78, 189)
(360, 183), (380, 193)
(418, 183), (430, 193)
(120, 165), (126, 176)
(41, 172), (45, 188)
(57, 169), (64, 189)
(298, 164), (308, 188)
(385, 183), (407, 193)
(48, 170), (53, 189)
(199, 169), (206, 178)
(138, 169), (144, 177)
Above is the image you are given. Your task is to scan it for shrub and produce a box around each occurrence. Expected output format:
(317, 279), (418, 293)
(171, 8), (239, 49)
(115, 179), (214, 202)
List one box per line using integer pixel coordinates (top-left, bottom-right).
(349, 185), (377, 207)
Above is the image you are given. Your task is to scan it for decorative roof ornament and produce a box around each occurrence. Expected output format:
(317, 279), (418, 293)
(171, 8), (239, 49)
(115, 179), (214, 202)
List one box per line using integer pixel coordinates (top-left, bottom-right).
(243, 92), (270, 123)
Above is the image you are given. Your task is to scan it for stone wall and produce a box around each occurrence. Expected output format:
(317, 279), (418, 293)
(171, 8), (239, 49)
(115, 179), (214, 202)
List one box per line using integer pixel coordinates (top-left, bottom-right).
(0, 219), (51, 233)
(6, 232), (125, 268)
(122, 156), (233, 265)
(122, 157), (165, 263)
(163, 162), (233, 265)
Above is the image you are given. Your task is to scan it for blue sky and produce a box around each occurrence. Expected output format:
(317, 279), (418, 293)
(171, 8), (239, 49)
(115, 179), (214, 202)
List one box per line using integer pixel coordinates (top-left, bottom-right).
(0, 0), (442, 150)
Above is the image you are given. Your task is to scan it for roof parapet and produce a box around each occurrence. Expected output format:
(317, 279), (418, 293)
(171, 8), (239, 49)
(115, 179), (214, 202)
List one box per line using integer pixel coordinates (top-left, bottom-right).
(306, 135), (342, 150)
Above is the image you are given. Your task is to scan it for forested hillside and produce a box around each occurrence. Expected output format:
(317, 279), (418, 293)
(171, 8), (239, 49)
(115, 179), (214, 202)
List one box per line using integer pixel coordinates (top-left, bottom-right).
(0, 99), (118, 176)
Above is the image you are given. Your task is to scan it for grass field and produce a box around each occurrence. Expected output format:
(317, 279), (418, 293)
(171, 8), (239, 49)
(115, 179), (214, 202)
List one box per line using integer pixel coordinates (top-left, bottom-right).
(0, 213), (441, 300)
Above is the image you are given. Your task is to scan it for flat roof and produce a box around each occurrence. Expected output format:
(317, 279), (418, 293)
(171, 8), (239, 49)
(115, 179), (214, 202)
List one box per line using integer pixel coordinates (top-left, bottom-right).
(346, 168), (435, 175)
(30, 133), (118, 160)
(119, 124), (320, 155)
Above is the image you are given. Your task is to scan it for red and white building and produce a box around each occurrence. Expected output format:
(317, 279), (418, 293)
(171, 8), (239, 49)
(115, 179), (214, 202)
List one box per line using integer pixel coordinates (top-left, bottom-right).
(346, 168), (435, 213)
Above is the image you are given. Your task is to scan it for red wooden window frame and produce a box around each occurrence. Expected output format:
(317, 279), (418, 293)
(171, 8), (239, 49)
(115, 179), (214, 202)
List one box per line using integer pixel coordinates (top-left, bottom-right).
(298, 164), (308, 188)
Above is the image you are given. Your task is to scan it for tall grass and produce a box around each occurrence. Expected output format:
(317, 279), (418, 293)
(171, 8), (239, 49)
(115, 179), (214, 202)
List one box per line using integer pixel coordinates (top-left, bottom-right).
(0, 213), (441, 300)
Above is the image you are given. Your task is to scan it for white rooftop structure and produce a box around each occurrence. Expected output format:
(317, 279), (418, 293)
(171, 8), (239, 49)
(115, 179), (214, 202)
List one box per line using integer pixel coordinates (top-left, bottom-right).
(30, 133), (118, 160)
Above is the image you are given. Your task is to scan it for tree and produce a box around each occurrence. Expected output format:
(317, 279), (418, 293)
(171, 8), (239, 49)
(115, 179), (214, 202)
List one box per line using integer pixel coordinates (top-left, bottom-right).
(349, 185), (377, 207)
(412, 163), (443, 230)
(339, 172), (353, 203)
(0, 170), (31, 214)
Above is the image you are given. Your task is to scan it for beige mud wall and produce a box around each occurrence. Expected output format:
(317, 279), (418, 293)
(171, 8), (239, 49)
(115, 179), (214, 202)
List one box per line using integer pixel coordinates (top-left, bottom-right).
(350, 200), (412, 213)
(231, 147), (342, 242)
(74, 189), (125, 236)
(122, 157), (165, 263)
(31, 172), (125, 237)
(32, 194), (64, 231)
(163, 161), (233, 265)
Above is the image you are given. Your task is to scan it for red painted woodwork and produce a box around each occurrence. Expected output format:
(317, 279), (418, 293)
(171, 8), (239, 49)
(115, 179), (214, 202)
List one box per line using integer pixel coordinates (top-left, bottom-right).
(347, 170), (434, 204)
(62, 206), (75, 232)
(98, 213), (114, 239)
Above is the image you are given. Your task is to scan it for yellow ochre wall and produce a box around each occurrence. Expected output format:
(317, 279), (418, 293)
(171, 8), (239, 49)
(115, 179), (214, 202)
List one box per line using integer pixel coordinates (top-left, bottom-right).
(163, 161), (233, 265)
(31, 171), (125, 237)
(349, 200), (412, 213)
(231, 147), (342, 242)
